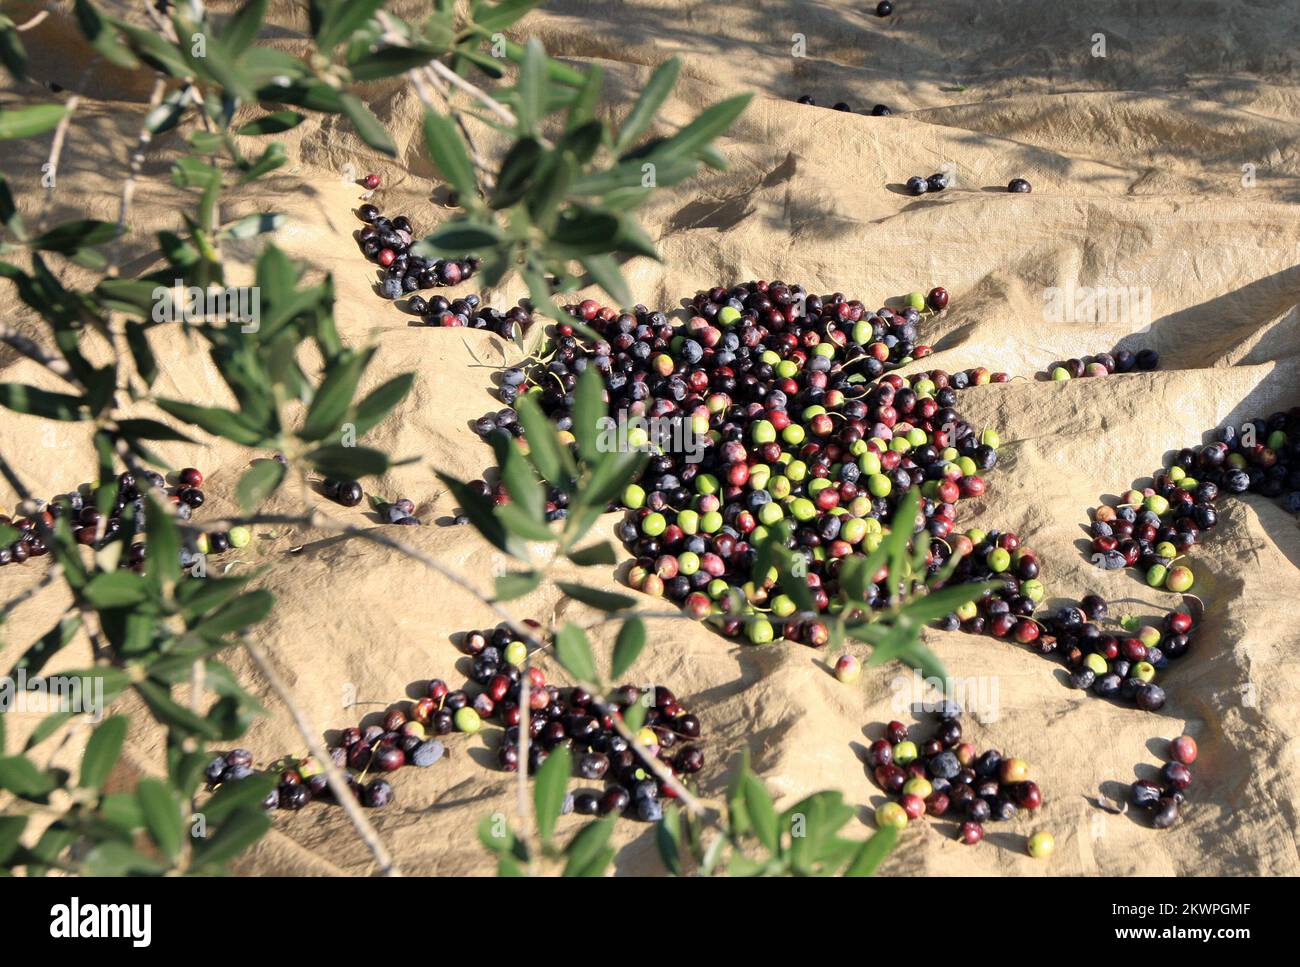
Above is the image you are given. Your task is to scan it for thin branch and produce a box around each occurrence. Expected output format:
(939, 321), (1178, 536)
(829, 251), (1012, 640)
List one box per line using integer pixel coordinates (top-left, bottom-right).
(108, 77), (167, 280)
(242, 636), (402, 877)
(410, 65), (494, 184)
(426, 58), (520, 130)
(16, 9), (50, 31)
(37, 94), (80, 234)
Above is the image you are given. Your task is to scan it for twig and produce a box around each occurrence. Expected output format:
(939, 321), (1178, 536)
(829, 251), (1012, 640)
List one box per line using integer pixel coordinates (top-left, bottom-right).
(37, 94), (80, 234)
(412, 66), (493, 183)
(427, 58), (520, 130)
(242, 636), (402, 877)
(16, 9), (50, 31)
(108, 77), (167, 280)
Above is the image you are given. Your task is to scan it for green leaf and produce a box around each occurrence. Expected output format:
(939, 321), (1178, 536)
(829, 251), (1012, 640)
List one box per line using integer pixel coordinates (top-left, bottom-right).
(23, 710), (74, 752)
(554, 622), (598, 683)
(514, 392), (570, 484)
(98, 791), (144, 833)
(156, 398), (266, 446)
(301, 348), (371, 441)
(494, 501), (555, 543)
(636, 92), (751, 162)
(581, 448), (648, 509)
(114, 418), (191, 442)
(556, 582), (635, 612)
(0, 755), (57, 799)
(562, 813), (616, 876)
(567, 541), (616, 567)
(0, 815), (27, 864)
(349, 45), (439, 81)
(516, 37), (547, 135)
(579, 254), (632, 309)
(437, 471), (527, 558)
(306, 443), (389, 479)
(237, 110), (305, 136)
(144, 494), (181, 594)
(549, 206), (620, 255)
(489, 432), (545, 522)
(83, 840), (168, 875)
(339, 92), (396, 157)
(236, 459), (285, 511)
(351, 372), (414, 437)
(422, 108), (476, 199)
(490, 137), (544, 209)
(29, 219), (118, 254)
(191, 806), (271, 868)
(610, 616), (646, 679)
(0, 17), (28, 81)
(0, 174), (23, 237)
(192, 589), (274, 638)
(622, 699), (646, 732)
(0, 383), (86, 420)
(79, 715), (128, 791)
(495, 570), (540, 601)
(190, 40), (255, 103)
(221, 0), (268, 55)
(83, 571), (148, 608)
(533, 743), (572, 844)
(844, 826), (897, 876)
(177, 573), (254, 619)
(885, 488), (922, 603)
(0, 103), (66, 141)
(200, 772), (277, 825)
(136, 778), (184, 861)
(474, 0), (546, 32)
(134, 680), (220, 739)
(654, 804), (682, 874)
(477, 813), (523, 857)
(315, 0), (384, 49)
(110, 19), (189, 76)
(571, 366), (606, 467)
(220, 211), (284, 239)
(904, 580), (1001, 626)
(615, 57), (681, 152)
(418, 222), (503, 255)
(742, 772), (779, 853)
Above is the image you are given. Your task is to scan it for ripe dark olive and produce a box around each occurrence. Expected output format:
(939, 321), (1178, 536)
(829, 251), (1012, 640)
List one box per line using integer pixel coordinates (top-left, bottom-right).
(1150, 797), (1179, 829)
(965, 797), (991, 823)
(279, 784), (311, 810)
(1135, 683), (1166, 711)
(599, 787), (630, 816)
(676, 746), (705, 773)
(363, 778), (393, 807)
(578, 753), (609, 780)
(1131, 779), (1162, 809)
(1161, 761), (1192, 790)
